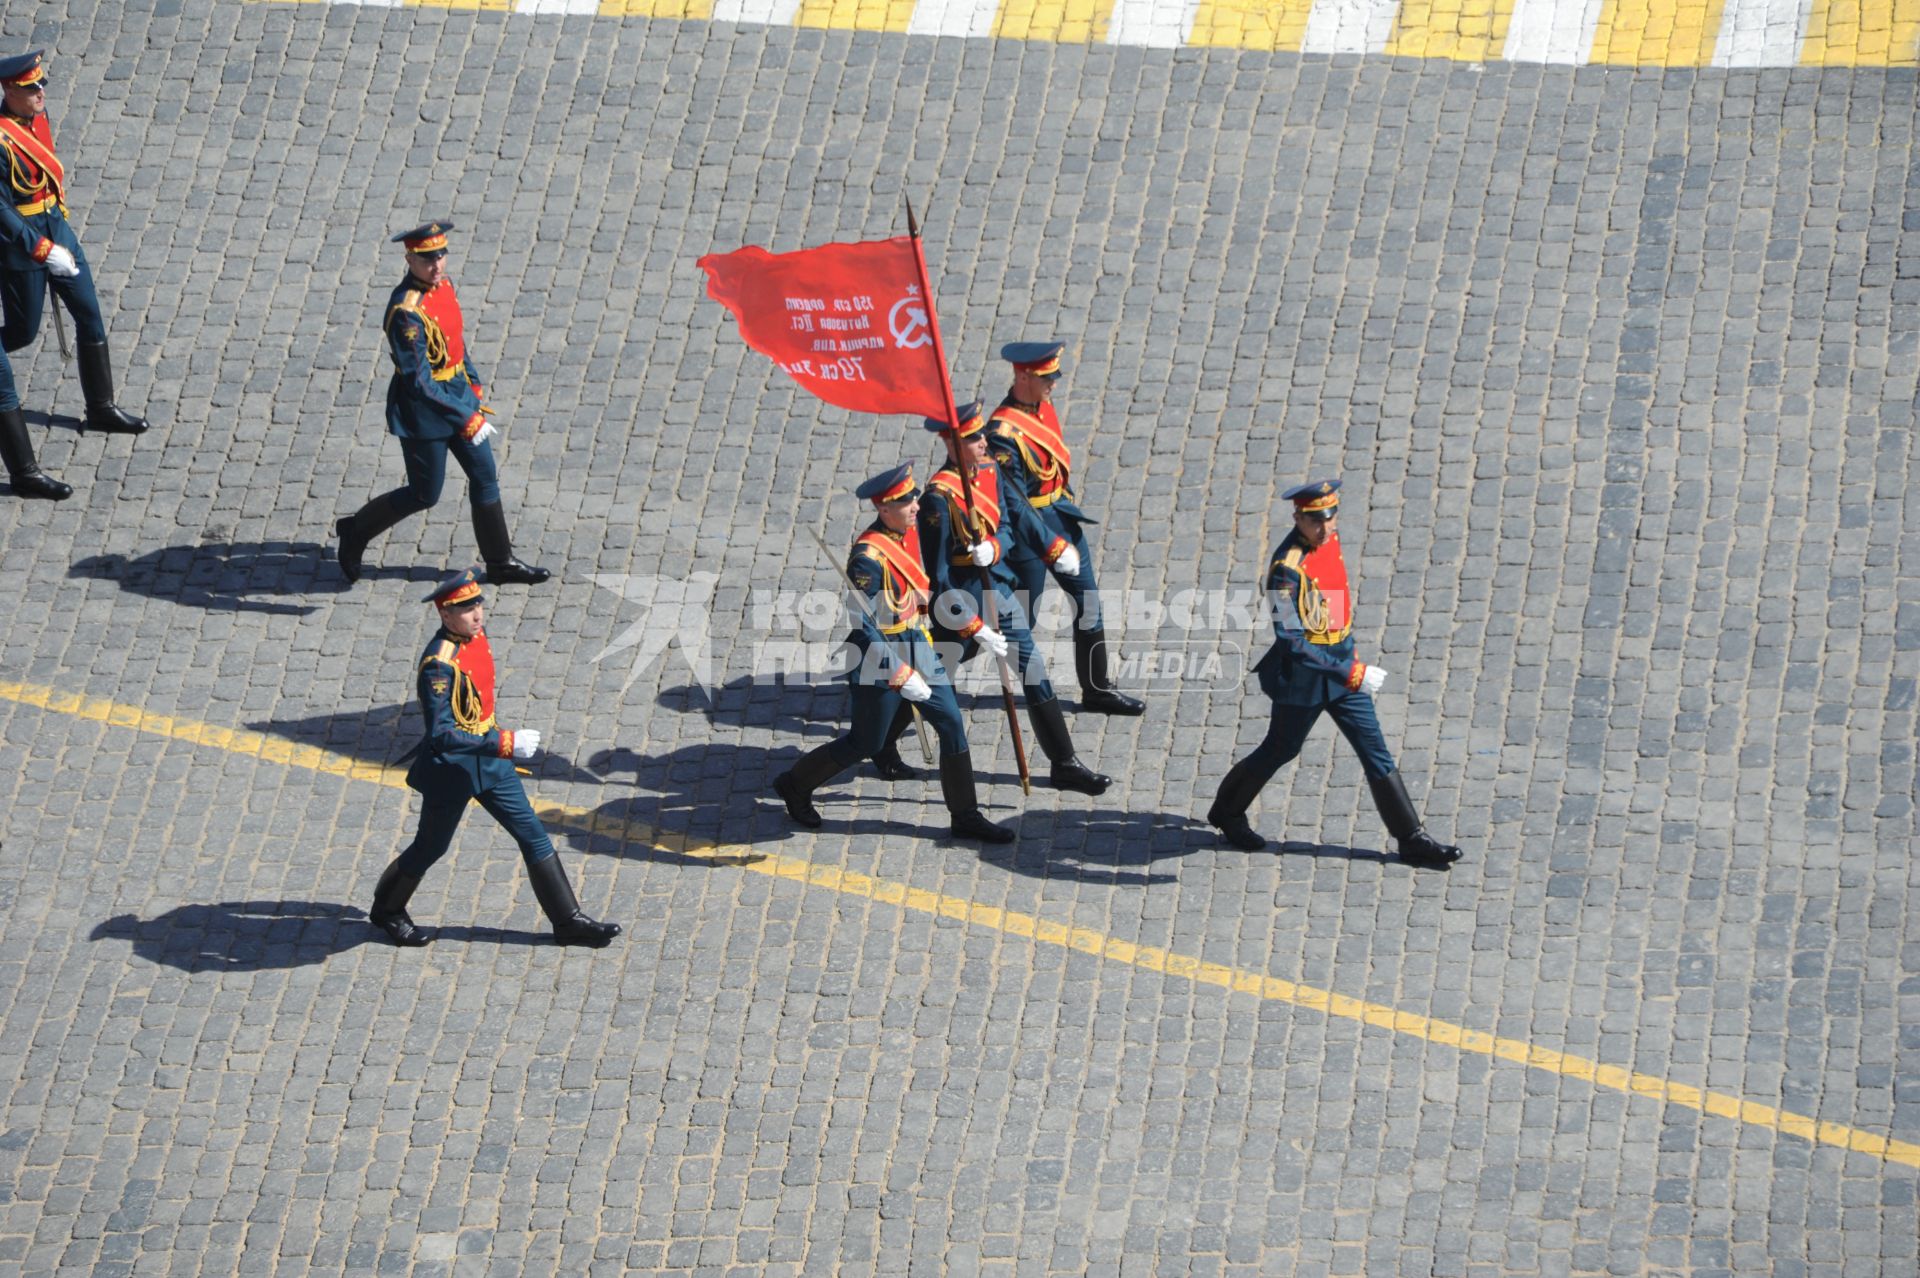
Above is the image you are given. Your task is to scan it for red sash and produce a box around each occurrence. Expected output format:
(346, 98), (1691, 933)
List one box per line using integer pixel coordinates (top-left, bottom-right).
(453, 632), (497, 720)
(856, 526), (931, 598)
(0, 114), (64, 203)
(418, 279), (467, 370)
(992, 402), (1072, 475)
(1298, 534), (1352, 635)
(928, 465), (1001, 541)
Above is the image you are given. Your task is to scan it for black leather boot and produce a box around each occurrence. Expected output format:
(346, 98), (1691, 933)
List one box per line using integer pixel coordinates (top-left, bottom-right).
(1368, 771), (1463, 869)
(872, 701), (921, 780)
(368, 861), (432, 947)
(472, 499), (551, 585)
(1027, 696), (1110, 796)
(335, 490), (412, 584)
(1074, 629), (1145, 716)
(1205, 756), (1271, 852)
(0, 406), (71, 500)
(939, 750), (1015, 843)
(773, 744), (846, 829)
(526, 855), (621, 946)
(77, 341), (149, 434)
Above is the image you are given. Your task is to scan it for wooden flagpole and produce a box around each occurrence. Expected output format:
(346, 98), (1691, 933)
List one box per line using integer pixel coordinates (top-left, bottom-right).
(904, 197), (1031, 794)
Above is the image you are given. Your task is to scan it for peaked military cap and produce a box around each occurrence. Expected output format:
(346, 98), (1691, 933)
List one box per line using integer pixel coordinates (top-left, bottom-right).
(923, 400), (987, 438)
(392, 221), (455, 254)
(856, 463), (917, 504)
(0, 51), (48, 87)
(426, 567), (484, 607)
(1282, 478), (1342, 512)
(1000, 341), (1064, 379)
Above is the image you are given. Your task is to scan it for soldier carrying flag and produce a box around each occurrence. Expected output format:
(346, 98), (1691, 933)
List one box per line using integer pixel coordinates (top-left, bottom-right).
(987, 341), (1145, 716)
(772, 463), (1014, 843)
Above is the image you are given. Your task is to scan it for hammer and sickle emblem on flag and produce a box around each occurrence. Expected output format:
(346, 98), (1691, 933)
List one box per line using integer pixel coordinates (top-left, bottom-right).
(889, 295), (933, 350)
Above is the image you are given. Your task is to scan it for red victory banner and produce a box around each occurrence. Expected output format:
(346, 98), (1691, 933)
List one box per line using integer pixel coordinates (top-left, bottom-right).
(697, 236), (949, 418)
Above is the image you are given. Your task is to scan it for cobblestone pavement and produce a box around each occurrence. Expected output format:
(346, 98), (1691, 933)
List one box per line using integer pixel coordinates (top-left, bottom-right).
(0, 2), (1917, 1274)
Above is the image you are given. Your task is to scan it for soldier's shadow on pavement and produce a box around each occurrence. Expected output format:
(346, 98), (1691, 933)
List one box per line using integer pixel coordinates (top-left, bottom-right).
(89, 901), (548, 972)
(571, 740), (952, 857)
(656, 677), (846, 741)
(23, 408), (84, 434)
(578, 743), (1241, 885)
(249, 703), (611, 787)
(70, 541), (438, 617)
(1274, 840), (1400, 866)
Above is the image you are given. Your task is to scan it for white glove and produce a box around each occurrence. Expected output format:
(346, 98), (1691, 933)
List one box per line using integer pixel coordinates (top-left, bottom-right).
(898, 671), (932, 704)
(974, 626), (1008, 659)
(968, 541), (996, 568)
(470, 421), (497, 447)
(1361, 666), (1388, 696)
(43, 245), (78, 278)
(511, 728), (541, 759)
(1053, 545), (1081, 577)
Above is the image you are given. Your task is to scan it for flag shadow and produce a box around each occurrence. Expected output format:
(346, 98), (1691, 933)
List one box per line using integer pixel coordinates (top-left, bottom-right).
(654, 676), (847, 740)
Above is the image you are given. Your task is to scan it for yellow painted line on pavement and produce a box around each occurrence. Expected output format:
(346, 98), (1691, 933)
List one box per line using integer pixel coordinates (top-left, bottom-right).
(1799, 0), (1920, 63)
(1384, 0), (1516, 60)
(1589, 0), (1728, 63)
(598, 0), (717, 14)
(5, 675), (1917, 1172)
(1186, 0), (1315, 50)
(796, 0), (918, 30)
(993, 0), (1114, 44)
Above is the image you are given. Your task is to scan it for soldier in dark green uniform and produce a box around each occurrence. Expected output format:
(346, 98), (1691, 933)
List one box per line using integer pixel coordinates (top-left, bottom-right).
(336, 222), (549, 587)
(368, 569), (621, 947)
(1207, 480), (1462, 869)
(773, 463), (1013, 843)
(0, 50), (146, 501)
(919, 402), (1109, 796)
(987, 341), (1143, 715)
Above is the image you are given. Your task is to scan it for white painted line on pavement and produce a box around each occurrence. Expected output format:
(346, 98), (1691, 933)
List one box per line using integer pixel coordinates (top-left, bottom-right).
(907, 0), (1000, 37)
(1105, 0), (1201, 46)
(715, 0), (805, 23)
(1711, 0), (1809, 65)
(1503, 0), (1606, 62)
(1300, 0), (1397, 54)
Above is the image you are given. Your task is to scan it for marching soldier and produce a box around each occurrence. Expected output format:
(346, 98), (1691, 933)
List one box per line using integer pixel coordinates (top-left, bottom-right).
(773, 464), (1014, 844)
(987, 341), (1144, 715)
(335, 222), (550, 587)
(919, 401), (1109, 797)
(1206, 480), (1462, 869)
(0, 343), (64, 498)
(368, 569), (621, 947)
(0, 49), (148, 501)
